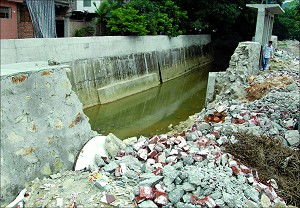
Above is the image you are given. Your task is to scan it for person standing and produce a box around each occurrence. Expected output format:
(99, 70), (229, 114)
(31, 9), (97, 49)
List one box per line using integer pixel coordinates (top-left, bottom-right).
(262, 41), (274, 70)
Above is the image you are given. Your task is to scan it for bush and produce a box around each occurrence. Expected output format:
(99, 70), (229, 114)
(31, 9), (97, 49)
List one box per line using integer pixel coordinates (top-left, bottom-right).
(107, 7), (149, 35)
(273, 1), (300, 40)
(94, 0), (187, 37)
(74, 25), (95, 37)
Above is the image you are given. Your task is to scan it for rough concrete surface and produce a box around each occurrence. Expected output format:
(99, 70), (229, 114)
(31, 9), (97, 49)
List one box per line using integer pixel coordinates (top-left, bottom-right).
(205, 72), (218, 105)
(1, 35), (211, 65)
(215, 41), (261, 100)
(0, 65), (96, 205)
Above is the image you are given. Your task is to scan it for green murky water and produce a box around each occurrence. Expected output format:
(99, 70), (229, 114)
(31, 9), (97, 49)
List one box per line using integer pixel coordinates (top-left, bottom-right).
(84, 68), (209, 139)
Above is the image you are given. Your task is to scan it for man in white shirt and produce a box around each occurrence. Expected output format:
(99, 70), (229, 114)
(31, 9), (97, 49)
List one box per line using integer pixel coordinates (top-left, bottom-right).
(262, 41), (274, 70)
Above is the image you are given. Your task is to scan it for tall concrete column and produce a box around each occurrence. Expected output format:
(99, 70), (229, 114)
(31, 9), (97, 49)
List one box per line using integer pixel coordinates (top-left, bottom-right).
(63, 8), (73, 37)
(263, 12), (269, 45)
(269, 15), (275, 41)
(254, 8), (267, 44)
(64, 16), (71, 37)
(265, 13), (271, 44)
(247, 4), (284, 45)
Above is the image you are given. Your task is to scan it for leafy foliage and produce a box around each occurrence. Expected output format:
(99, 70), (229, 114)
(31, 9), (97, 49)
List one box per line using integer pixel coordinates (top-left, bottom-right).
(74, 25), (95, 37)
(91, 0), (298, 68)
(273, 0), (300, 40)
(107, 7), (149, 35)
(94, 0), (187, 36)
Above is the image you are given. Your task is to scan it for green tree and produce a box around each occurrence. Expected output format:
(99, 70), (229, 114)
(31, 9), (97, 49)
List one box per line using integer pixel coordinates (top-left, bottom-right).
(107, 7), (149, 35)
(127, 0), (160, 35)
(158, 0), (187, 36)
(273, 0), (300, 40)
(74, 25), (95, 37)
(93, 0), (123, 34)
(94, 0), (187, 37)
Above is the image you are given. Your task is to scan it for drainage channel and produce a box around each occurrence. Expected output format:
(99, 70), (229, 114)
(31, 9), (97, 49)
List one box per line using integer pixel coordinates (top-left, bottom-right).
(84, 67), (209, 140)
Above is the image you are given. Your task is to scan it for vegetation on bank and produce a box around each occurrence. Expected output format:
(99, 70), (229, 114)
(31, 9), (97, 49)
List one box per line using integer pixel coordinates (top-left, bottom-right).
(75, 0), (299, 69)
(90, 0), (299, 39)
(92, 0), (187, 36)
(274, 0), (300, 41)
(226, 133), (300, 206)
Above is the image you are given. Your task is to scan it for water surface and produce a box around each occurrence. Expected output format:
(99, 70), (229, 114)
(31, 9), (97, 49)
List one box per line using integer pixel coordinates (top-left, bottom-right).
(84, 68), (209, 139)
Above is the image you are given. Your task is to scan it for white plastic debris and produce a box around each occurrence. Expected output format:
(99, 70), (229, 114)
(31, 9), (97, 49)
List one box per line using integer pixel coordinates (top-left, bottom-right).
(75, 136), (108, 171)
(56, 198), (64, 207)
(6, 188), (27, 208)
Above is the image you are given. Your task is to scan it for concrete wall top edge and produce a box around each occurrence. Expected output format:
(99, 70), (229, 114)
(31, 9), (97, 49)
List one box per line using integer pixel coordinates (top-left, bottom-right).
(0, 62), (69, 77)
(1, 35), (211, 65)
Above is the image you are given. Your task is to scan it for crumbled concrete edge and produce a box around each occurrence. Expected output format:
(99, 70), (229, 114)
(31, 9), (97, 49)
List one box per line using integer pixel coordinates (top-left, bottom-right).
(0, 65), (97, 205)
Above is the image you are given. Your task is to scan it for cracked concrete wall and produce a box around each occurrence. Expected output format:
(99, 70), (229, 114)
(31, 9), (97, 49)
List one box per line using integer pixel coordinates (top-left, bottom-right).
(0, 65), (96, 206)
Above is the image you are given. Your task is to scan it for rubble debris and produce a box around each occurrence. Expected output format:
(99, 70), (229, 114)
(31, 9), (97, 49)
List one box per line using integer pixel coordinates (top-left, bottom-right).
(204, 111), (227, 123)
(10, 40), (299, 208)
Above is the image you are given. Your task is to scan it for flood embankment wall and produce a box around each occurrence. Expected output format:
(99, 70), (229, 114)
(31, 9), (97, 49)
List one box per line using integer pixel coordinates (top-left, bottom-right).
(0, 64), (96, 205)
(1, 35), (212, 108)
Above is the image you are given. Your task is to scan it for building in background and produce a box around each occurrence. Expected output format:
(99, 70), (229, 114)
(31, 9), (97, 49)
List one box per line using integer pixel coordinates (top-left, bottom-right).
(0, 0), (101, 39)
(74, 0), (101, 13)
(0, 0), (23, 39)
(63, 0), (102, 37)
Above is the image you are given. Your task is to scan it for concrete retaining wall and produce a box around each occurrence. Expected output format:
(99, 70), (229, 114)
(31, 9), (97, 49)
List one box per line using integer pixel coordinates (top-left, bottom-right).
(1, 35), (212, 108)
(0, 63), (96, 206)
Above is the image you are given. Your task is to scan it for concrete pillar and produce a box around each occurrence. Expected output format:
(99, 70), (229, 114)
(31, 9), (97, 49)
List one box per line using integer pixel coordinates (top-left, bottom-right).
(246, 4), (284, 45)
(269, 15), (275, 41)
(64, 16), (71, 37)
(263, 12), (269, 45)
(264, 13), (271, 44)
(254, 8), (266, 44)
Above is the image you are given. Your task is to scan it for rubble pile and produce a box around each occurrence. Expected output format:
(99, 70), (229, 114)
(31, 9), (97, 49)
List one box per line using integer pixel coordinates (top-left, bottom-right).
(198, 70), (300, 148)
(8, 41), (299, 207)
(210, 41), (300, 148)
(21, 171), (136, 207)
(19, 132), (286, 208)
(123, 133), (286, 207)
(215, 42), (261, 101)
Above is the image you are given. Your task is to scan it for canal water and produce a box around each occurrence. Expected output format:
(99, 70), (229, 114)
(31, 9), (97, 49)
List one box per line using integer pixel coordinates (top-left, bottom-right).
(84, 68), (209, 139)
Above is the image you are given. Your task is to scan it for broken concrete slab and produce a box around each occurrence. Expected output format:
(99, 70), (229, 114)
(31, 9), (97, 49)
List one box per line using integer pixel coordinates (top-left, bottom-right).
(0, 65), (96, 206)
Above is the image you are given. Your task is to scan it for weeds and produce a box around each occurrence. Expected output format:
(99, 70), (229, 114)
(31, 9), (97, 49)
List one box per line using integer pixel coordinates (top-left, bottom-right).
(225, 133), (300, 206)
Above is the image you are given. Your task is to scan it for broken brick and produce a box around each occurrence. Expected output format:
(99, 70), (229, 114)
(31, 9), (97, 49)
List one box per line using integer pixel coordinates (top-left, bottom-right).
(154, 192), (168, 205)
(231, 166), (240, 175)
(106, 194), (116, 204)
(139, 186), (155, 199)
(191, 195), (209, 205)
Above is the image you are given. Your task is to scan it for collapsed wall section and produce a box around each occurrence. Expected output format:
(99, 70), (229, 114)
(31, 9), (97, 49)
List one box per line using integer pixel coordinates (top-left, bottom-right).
(205, 41), (261, 104)
(0, 64), (96, 205)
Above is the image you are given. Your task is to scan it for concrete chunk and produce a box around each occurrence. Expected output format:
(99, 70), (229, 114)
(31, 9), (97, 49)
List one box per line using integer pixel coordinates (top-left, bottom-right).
(285, 130), (300, 147)
(140, 176), (164, 187)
